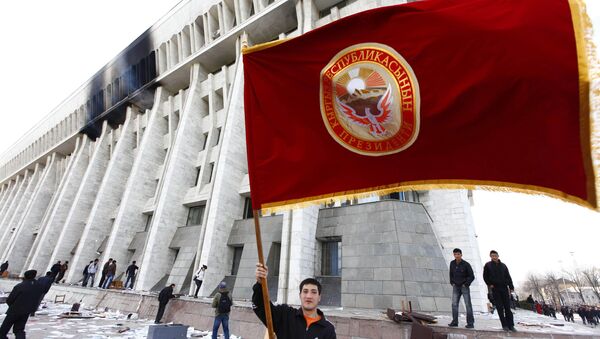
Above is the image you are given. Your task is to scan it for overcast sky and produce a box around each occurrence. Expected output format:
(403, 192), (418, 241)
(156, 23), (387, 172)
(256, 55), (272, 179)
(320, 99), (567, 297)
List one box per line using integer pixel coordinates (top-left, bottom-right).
(0, 0), (598, 284)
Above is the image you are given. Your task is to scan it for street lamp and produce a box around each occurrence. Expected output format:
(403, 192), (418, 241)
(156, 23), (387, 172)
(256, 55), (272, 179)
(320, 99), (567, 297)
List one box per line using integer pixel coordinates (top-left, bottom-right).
(558, 260), (572, 306)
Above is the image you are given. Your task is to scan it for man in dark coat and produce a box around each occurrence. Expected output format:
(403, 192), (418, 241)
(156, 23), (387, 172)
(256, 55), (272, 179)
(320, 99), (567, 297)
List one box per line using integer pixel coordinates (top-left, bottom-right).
(124, 261), (139, 289)
(483, 250), (516, 332)
(54, 261), (68, 283)
(50, 261), (61, 279)
(31, 272), (54, 317)
(0, 270), (43, 339)
(253, 263), (336, 339)
(448, 248), (475, 328)
(155, 284), (176, 324)
(98, 258), (113, 288)
(0, 261), (8, 276)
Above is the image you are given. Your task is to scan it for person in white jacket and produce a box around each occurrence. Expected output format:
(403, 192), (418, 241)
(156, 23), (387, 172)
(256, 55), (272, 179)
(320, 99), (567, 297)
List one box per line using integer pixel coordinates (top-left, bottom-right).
(193, 265), (207, 298)
(85, 259), (99, 288)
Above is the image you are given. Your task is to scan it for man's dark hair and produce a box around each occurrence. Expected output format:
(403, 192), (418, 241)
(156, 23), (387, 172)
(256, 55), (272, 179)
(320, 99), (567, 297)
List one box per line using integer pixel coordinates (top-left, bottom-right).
(46, 271), (53, 276)
(490, 250), (498, 255)
(170, 283), (176, 287)
(453, 248), (462, 254)
(132, 261), (136, 264)
(299, 278), (322, 295)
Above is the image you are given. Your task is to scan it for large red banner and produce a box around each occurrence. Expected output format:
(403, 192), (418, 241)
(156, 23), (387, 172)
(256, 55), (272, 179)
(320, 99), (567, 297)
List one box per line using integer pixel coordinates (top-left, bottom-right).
(243, 0), (596, 211)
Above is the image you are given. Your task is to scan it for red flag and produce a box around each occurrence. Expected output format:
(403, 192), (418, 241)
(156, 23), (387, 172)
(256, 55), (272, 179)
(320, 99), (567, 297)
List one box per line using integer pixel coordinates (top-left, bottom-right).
(243, 0), (597, 211)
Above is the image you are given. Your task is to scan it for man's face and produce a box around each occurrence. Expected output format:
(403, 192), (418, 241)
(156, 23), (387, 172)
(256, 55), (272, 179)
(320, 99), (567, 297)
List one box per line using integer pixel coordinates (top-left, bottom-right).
(490, 253), (499, 262)
(300, 284), (321, 312)
(453, 252), (462, 261)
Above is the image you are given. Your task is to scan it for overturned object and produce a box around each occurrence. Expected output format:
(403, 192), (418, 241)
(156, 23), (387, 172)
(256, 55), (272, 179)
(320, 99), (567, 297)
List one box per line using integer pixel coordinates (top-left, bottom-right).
(58, 311), (95, 319)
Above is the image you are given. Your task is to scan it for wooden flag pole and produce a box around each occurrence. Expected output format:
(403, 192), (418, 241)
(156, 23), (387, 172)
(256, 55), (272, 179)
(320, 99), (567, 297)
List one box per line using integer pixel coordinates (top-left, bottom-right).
(253, 210), (276, 339)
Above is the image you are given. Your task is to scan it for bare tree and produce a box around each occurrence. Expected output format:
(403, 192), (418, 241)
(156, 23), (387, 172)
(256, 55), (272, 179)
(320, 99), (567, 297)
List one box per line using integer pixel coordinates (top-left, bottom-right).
(581, 267), (600, 301)
(545, 272), (564, 306)
(526, 273), (546, 303)
(564, 268), (586, 304)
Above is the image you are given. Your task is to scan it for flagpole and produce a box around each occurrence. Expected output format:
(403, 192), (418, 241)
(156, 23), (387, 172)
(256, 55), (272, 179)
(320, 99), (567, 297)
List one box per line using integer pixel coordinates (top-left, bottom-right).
(253, 210), (276, 339)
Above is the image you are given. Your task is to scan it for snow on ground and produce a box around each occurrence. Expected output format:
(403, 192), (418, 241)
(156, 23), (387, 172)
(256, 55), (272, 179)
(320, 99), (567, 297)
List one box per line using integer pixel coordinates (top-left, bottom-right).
(433, 308), (600, 336)
(0, 302), (242, 339)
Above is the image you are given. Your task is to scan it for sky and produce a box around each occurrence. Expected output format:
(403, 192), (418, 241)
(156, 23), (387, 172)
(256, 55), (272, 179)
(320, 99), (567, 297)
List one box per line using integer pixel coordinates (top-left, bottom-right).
(0, 1), (599, 285)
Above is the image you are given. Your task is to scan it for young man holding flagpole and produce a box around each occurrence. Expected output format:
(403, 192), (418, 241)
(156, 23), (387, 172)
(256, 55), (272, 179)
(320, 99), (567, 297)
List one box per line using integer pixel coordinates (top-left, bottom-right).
(253, 263), (336, 338)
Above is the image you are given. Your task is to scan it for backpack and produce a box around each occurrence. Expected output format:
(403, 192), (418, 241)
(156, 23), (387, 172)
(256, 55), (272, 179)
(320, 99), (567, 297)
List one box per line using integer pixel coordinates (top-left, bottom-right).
(217, 292), (232, 313)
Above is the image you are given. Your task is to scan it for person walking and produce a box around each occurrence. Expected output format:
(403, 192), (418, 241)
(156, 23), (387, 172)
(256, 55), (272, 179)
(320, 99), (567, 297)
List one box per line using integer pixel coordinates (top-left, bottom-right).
(0, 261), (8, 276)
(0, 270), (43, 339)
(448, 248), (475, 329)
(54, 261), (68, 283)
(211, 281), (232, 339)
(124, 261), (139, 289)
(102, 260), (117, 289)
(86, 259), (99, 287)
(98, 258), (113, 288)
(31, 271), (54, 317)
(155, 284), (176, 324)
(50, 261), (61, 280)
(193, 265), (207, 298)
(81, 261), (92, 287)
(483, 250), (516, 332)
(253, 263), (336, 338)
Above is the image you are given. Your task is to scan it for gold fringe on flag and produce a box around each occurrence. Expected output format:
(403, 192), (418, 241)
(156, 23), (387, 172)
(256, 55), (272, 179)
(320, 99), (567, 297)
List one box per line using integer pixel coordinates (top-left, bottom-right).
(253, 1), (600, 215)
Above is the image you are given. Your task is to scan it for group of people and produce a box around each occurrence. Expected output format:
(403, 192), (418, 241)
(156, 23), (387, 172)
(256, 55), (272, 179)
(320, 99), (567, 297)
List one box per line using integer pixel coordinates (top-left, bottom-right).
(0, 270), (54, 338)
(76, 258), (138, 290)
(153, 263), (336, 339)
(449, 248), (517, 332)
(526, 295), (600, 326)
(49, 261), (69, 284)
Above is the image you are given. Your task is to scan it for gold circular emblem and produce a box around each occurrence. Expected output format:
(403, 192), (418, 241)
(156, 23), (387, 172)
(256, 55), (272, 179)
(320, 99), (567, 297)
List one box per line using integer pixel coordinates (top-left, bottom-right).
(320, 43), (420, 156)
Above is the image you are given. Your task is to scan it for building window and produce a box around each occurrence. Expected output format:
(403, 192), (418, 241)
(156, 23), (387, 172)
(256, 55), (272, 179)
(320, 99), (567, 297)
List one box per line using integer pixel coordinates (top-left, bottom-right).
(243, 197), (253, 219)
(322, 240), (342, 276)
(194, 167), (201, 187)
(231, 246), (243, 275)
(212, 128), (221, 147)
(186, 205), (205, 226)
(206, 163), (214, 183)
(144, 213), (153, 232)
(201, 132), (209, 150)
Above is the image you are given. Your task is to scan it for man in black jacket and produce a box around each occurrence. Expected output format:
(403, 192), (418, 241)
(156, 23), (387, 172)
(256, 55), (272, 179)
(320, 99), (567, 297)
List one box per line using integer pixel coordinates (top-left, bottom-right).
(155, 283), (176, 324)
(50, 261), (61, 280)
(448, 248), (475, 328)
(31, 271), (54, 317)
(483, 250), (516, 332)
(253, 263), (336, 339)
(0, 270), (43, 339)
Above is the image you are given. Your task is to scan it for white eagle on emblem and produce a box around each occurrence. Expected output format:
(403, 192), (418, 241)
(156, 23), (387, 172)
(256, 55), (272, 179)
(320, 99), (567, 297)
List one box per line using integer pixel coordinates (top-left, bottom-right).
(336, 85), (393, 137)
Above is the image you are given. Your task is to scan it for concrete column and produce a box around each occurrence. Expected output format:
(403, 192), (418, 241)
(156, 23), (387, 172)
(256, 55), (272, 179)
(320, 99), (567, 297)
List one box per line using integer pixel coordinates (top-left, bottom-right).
(50, 122), (111, 278)
(420, 190), (488, 312)
(66, 110), (136, 283)
(0, 164), (45, 252)
(197, 62), (248, 296)
(26, 136), (91, 274)
(0, 175), (27, 238)
(284, 206), (320, 305)
(2, 154), (59, 273)
(101, 88), (169, 284)
(137, 65), (208, 292)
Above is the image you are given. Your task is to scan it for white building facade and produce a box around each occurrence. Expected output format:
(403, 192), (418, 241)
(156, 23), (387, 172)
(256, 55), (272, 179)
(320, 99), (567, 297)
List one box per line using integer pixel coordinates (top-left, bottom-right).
(0, 0), (487, 312)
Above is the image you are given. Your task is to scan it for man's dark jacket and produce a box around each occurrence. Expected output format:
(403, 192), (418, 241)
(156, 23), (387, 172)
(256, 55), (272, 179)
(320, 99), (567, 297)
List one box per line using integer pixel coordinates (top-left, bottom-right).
(449, 259), (474, 287)
(483, 260), (514, 290)
(37, 276), (54, 294)
(252, 283), (336, 339)
(158, 286), (175, 304)
(50, 263), (61, 275)
(6, 279), (43, 315)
